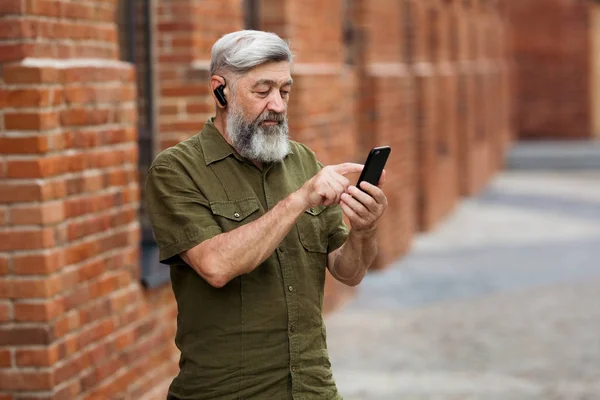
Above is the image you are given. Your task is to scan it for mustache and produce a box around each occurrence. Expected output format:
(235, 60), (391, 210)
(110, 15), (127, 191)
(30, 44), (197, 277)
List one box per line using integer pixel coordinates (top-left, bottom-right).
(255, 111), (286, 124)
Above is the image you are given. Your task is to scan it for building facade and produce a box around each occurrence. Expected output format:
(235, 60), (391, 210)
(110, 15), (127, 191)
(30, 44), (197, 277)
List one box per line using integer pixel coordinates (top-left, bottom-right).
(508, 0), (600, 140)
(0, 0), (513, 398)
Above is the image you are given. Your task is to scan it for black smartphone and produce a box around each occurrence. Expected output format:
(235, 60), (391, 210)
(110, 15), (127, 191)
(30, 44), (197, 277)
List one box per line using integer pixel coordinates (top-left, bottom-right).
(356, 146), (391, 190)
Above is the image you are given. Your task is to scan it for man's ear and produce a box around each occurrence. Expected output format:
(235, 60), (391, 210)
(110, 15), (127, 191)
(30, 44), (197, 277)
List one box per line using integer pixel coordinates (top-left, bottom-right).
(210, 75), (228, 108)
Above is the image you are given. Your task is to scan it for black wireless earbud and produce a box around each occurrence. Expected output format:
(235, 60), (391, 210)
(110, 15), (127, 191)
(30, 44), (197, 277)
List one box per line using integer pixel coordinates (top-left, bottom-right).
(214, 82), (227, 107)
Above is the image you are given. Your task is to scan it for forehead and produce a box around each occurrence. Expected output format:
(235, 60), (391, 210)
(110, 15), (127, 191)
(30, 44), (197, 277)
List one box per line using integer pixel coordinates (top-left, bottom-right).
(242, 61), (292, 86)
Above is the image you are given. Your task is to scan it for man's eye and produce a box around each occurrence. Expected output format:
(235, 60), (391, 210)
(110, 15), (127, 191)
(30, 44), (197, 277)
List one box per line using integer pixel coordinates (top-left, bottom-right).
(257, 91), (269, 96)
(281, 91), (290, 97)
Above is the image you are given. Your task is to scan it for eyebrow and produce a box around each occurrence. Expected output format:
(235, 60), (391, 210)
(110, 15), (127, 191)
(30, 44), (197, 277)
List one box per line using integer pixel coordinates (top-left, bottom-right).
(252, 78), (293, 88)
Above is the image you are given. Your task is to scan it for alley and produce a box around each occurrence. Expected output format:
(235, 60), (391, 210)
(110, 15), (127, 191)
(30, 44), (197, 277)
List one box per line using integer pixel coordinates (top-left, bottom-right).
(326, 155), (600, 400)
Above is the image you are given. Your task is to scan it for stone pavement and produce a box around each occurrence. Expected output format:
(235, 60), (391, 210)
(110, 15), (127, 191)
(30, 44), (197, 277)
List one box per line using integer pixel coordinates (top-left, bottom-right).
(325, 149), (600, 400)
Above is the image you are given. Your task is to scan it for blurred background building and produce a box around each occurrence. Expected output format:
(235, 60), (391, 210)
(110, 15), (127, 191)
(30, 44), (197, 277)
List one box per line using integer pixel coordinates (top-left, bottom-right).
(0, 0), (597, 398)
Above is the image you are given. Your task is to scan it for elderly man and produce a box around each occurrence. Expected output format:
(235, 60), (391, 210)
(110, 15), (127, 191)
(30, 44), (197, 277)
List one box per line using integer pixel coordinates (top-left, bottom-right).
(146, 30), (388, 400)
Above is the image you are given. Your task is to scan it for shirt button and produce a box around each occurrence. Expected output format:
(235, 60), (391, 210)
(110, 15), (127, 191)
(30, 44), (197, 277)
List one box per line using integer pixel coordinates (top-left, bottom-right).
(278, 246), (284, 253)
(233, 212), (240, 219)
(290, 326), (295, 333)
(288, 285), (294, 292)
(291, 366), (296, 373)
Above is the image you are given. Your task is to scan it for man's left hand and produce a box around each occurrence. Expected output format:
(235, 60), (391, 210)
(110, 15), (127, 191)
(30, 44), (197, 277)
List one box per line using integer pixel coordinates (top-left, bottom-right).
(339, 170), (388, 233)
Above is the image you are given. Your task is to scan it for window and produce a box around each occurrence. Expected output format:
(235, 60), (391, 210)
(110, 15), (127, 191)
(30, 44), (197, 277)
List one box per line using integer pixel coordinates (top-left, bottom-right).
(244, 0), (260, 30)
(450, 15), (459, 62)
(343, 0), (357, 65)
(428, 6), (439, 63)
(403, 0), (414, 63)
(118, 0), (169, 288)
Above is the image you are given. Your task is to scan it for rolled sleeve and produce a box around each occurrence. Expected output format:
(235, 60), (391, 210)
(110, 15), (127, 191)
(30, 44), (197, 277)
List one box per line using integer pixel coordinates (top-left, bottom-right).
(145, 163), (222, 264)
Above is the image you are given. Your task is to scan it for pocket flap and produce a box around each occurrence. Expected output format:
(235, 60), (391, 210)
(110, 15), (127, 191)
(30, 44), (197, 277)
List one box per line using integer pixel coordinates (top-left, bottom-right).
(304, 205), (326, 216)
(209, 198), (260, 221)
(298, 205), (328, 253)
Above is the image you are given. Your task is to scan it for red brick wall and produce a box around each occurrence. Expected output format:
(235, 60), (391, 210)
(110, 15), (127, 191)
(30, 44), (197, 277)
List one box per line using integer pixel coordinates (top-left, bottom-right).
(0, 0), (118, 62)
(508, 0), (592, 140)
(0, 0), (514, 398)
(0, 1), (178, 399)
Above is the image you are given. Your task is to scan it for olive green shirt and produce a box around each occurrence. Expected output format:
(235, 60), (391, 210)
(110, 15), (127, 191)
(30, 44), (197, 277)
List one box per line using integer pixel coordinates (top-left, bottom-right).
(145, 118), (348, 400)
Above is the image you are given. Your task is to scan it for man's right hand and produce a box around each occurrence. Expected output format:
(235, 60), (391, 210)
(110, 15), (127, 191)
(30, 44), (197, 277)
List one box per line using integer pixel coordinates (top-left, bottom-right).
(298, 163), (364, 208)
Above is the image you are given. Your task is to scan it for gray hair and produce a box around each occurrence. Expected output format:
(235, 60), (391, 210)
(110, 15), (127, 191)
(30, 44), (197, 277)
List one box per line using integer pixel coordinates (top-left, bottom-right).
(209, 30), (294, 79)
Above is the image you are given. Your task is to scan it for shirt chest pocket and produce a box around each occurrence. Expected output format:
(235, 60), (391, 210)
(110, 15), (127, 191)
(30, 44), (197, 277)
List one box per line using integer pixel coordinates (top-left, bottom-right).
(209, 197), (261, 230)
(296, 205), (328, 254)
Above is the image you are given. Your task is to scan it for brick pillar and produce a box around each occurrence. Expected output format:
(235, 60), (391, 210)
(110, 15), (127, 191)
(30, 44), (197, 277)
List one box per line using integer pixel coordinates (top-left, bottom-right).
(457, 0), (492, 196)
(435, 0), (460, 228)
(259, 0), (359, 310)
(351, 0), (415, 267)
(489, 7), (514, 171)
(410, 0), (461, 232)
(414, 0), (460, 232)
(471, 0), (504, 195)
(157, 0), (244, 150)
(413, 0), (437, 232)
(0, 1), (175, 398)
(456, 0), (473, 196)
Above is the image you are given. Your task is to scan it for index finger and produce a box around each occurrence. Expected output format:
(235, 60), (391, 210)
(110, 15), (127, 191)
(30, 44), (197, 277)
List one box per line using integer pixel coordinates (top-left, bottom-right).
(332, 162), (364, 175)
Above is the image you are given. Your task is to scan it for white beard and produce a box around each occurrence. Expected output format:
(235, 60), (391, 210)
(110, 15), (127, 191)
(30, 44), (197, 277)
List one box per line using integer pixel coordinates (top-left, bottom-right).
(226, 106), (290, 163)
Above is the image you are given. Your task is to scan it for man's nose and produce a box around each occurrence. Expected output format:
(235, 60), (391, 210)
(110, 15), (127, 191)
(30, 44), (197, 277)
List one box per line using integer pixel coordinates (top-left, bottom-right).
(267, 91), (286, 113)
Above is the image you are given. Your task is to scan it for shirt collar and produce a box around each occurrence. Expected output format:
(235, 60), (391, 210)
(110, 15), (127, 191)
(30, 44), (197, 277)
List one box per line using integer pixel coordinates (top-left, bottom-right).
(198, 118), (236, 165)
(198, 117), (294, 166)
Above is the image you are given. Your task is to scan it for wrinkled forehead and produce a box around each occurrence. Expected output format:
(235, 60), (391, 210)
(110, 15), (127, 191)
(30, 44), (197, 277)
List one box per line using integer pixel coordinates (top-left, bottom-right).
(241, 61), (293, 87)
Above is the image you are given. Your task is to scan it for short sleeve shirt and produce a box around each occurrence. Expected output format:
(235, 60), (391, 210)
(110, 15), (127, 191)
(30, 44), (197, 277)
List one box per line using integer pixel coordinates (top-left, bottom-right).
(145, 118), (348, 400)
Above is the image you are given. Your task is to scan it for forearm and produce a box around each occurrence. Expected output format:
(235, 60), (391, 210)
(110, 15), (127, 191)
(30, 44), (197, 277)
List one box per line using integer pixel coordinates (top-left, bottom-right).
(329, 229), (378, 286)
(184, 191), (307, 287)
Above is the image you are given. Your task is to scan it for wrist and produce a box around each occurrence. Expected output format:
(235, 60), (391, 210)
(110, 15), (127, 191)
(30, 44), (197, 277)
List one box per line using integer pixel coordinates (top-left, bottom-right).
(350, 226), (377, 239)
(288, 189), (310, 213)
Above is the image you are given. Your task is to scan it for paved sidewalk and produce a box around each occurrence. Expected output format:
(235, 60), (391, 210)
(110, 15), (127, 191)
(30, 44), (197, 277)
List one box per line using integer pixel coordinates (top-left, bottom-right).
(326, 164), (600, 399)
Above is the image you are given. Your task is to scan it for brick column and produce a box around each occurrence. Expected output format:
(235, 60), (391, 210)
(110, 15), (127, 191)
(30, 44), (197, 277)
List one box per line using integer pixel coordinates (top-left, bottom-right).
(470, 0), (507, 195)
(489, 6), (514, 171)
(412, 0), (435, 231)
(455, 0), (473, 196)
(457, 0), (491, 196)
(413, 0), (461, 232)
(408, 0), (460, 232)
(435, 0), (460, 227)
(0, 1), (175, 398)
(352, 0), (415, 267)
